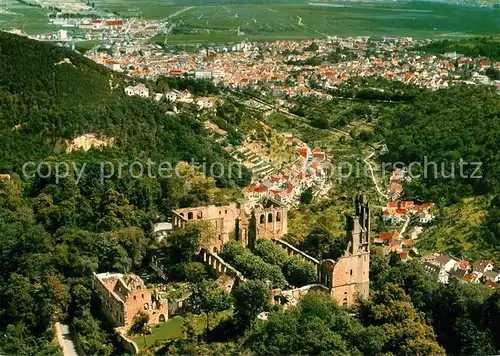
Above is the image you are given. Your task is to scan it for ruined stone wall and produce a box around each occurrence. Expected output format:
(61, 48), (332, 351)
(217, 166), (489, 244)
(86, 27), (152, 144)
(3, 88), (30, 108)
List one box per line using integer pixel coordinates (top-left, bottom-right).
(173, 203), (243, 252)
(92, 273), (126, 327)
(93, 273), (168, 328)
(123, 288), (168, 326)
(269, 238), (320, 278)
(328, 252), (370, 306)
(199, 248), (245, 284)
(254, 206), (287, 238)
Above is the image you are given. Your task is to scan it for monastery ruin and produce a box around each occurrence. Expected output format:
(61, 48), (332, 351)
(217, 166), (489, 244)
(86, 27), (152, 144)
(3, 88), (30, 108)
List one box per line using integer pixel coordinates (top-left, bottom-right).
(92, 272), (169, 329)
(171, 194), (371, 307)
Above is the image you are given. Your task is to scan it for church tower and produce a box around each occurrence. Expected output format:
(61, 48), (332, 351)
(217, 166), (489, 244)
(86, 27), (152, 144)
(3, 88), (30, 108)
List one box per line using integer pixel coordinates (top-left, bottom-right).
(322, 194), (371, 306)
(346, 194), (370, 255)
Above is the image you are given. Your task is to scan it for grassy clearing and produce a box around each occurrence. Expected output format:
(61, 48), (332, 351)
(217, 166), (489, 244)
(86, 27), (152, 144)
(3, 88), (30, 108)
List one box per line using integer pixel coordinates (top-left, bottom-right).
(74, 39), (102, 53)
(133, 310), (232, 350)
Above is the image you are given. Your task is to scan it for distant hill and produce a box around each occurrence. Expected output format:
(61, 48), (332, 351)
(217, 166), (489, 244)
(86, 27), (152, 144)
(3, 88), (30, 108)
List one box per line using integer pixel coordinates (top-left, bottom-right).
(0, 32), (250, 187)
(0, 32), (117, 107)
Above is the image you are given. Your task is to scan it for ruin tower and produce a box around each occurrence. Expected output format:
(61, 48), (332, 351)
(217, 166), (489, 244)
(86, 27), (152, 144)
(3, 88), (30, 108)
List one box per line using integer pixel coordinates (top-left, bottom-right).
(321, 194), (370, 306)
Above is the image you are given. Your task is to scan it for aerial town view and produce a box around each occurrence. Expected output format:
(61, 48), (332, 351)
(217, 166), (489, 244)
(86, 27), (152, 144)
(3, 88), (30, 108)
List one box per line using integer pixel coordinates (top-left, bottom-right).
(1, 0), (500, 355)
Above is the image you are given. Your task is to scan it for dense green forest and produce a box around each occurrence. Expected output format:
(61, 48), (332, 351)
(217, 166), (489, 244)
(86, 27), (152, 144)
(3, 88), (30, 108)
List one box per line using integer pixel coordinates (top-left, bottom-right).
(419, 36), (500, 61)
(0, 32), (250, 354)
(376, 84), (500, 256)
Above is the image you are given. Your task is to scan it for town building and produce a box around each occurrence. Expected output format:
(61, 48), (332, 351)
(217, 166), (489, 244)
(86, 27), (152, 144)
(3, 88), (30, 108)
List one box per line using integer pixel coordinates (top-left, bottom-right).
(124, 84), (149, 98)
(92, 272), (168, 329)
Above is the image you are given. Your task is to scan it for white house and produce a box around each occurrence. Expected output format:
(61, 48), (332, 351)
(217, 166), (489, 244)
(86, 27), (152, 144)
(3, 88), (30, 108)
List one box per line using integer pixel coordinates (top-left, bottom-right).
(483, 270), (500, 283)
(435, 254), (457, 272)
(165, 90), (179, 102)
(473, 260), (495, 273)
(196, 97), (216, 109)
(124, 84), (149, 98)
(424, 262), (449, 284)
(418, 210), (433, 224)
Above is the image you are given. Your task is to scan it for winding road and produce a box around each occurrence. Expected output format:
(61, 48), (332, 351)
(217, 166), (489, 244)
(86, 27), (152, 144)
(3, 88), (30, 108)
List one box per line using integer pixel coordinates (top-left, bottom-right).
(167, 6), (194, 19)
(363, 149), (388, 199)
(55, 322), (78, 356)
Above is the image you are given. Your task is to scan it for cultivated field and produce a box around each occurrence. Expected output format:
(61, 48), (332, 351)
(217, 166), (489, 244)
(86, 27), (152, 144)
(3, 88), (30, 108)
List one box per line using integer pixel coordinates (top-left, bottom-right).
(155, 1), (500, 43)
(0, 0), (57, 34)
(1, 0), (500, 40)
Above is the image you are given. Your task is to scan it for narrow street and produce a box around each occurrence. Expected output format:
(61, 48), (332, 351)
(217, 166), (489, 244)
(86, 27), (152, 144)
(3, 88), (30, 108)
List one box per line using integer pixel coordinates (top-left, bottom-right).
(55, 322), (78, 356)
(399, 216), (410, 238)
(363, 149), (388, 199)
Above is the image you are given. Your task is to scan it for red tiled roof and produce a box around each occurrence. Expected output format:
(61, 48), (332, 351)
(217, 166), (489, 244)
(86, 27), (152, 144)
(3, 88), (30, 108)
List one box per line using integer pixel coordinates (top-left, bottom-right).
(485, 280), (499, 289)
(436, 254), (452, 265)
(380, 230), (399, 241)
(296, 147), (308, 158)
(456, 261), (471, 271)
(387, 201), (398, 208)
(390, 184), (403, 192)
(396, 208), (408, 215)
(104, 20), (124, 26)
(401, 201), (414, 208)
(464, 274), (475, 282)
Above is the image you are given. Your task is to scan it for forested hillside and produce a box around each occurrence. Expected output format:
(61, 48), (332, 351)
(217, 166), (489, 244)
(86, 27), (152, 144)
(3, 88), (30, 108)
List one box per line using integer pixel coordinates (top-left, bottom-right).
(0, 33), (249, 354)
(419, 36), (500, 61)
(376, 84), (500, 258)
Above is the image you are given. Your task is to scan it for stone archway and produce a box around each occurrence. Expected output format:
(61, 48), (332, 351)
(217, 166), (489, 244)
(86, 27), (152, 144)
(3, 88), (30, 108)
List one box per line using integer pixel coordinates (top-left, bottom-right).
(159, 314), (166, 322)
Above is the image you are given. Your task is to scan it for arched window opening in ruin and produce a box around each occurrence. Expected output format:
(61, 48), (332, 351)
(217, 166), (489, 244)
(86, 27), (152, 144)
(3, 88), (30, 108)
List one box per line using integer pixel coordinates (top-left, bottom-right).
(260, 214), (265, 224)
(343, 298), (348, 306)
(144, 303), (149, 310)
(188, 212), (193, 220)
(276, 211), (281, 222)
(268, 213), (273, 223)
(159, 314), (166, 322)
(274, 295), (287, 305)
(197, 211), (202, 219)
(213, 247), (218, 253)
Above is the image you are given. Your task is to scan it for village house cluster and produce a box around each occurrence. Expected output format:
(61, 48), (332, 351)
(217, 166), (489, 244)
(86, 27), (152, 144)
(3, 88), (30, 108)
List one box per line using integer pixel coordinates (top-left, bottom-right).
(124, 84), (217, 110)
(80, 34), (500, 98)
(375, 168), (498, 290)
(375, 168), (435, 259)
(424, 255), (499, 289)
(240, 133), (329, 208)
